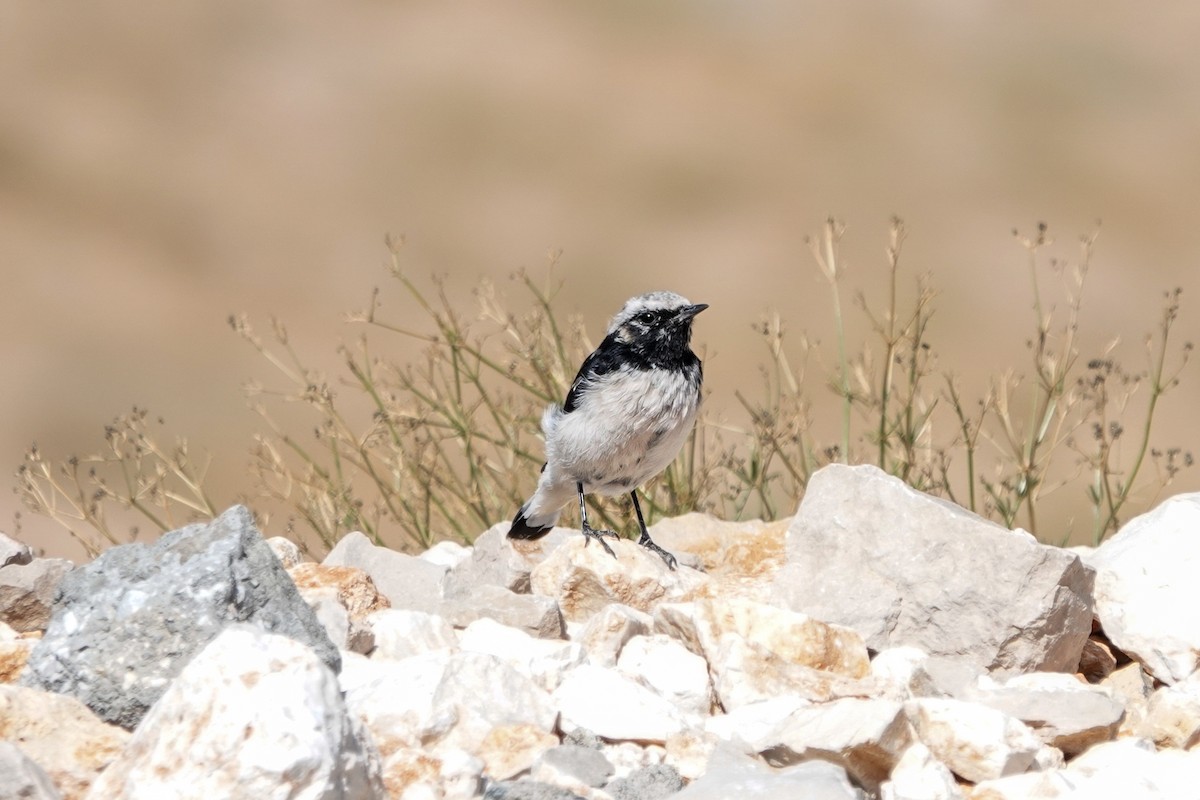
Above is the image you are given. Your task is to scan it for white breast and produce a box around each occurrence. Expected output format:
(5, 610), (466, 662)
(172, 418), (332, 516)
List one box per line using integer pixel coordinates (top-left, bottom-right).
(543, 366), (701, 497)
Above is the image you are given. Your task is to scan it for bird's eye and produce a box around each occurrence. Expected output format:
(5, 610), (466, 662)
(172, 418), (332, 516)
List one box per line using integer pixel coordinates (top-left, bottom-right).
(636, 311), (656, 324)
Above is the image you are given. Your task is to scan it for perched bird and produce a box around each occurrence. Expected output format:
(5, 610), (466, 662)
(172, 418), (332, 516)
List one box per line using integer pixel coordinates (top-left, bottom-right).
(507, 291), (707, 570)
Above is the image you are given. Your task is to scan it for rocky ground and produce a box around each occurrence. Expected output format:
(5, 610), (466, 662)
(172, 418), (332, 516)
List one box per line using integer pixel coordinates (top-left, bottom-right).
(2, 463), (1199, 799)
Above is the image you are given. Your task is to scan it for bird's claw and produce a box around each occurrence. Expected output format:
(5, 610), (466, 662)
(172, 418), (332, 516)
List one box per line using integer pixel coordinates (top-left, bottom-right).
(637, 535), (678, 570)
(581, 523), (620, 559)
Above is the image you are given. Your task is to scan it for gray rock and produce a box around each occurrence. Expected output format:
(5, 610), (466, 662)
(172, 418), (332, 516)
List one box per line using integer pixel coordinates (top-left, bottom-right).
(534, 745), (614, 788)
(447, 523), (571, 596)
(0, 742), (62, 800)
(563, 727), (604, 750)
(605, 764), (684, 800)
(0, 558), (73, 632)
(673, 745), (863, 799)
(21, 505), (338, 729)
(440, 584), (564, 639)
(0, 532), (32, 568)
(324, 531), (447, 612)
(772, 464), (1093, 675)
(483, 780), (585, 800)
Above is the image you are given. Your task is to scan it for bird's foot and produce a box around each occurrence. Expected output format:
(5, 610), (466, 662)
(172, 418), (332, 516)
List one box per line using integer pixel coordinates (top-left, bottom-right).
(581, 523), (620, 559)
(636, 534), (678, 570)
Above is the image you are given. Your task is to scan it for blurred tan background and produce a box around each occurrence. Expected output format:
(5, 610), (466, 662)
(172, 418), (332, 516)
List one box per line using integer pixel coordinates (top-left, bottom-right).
(3, 1), (1198, 559)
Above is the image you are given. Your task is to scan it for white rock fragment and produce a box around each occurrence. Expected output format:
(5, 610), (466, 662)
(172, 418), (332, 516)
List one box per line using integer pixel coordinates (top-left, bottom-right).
(458, 617), (584, 692)
(554, 664), (688, 743)
(368, 608), (458, 661)
(759, 698), (912, 792)
(432, 652), (558, 753)
(530, 536), (708, 622)
(906, 698), (1043, 783)
(966, 672), (1124, 756)
(0, 685), (129, 799)
(340, 650), (457, 751)
(419, 540), (472, 570)
(617, 634), (714, 716)
(1139, 667), (1200, 748)
(577, 603), (652, 667)
(85, 625), (384, 800)
(880, 742), (965, 800)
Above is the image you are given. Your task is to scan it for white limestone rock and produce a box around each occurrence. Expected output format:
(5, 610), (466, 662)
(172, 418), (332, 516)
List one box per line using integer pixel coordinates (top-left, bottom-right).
(431, 652), (558, 753)
(965, 672), (1124, 756)
(458, 617), (585, 692)
(577, 603), (652, 667)
(445, 522), (571, 596)
(617, 634), (714, 717)
(1139, 667), (1200, 748)
(85, 625), (384, 799)
(339, 650), (456, 752)
(553, 664), (688, 743)
(773, 464), (1093, 675)
(0, 684), (128, 800)
(368, 608), (458, 661)
(906, 698), (1043, 784)
(419, 540), (472, 570)
(530, 536), (708, 623)
(671, 744), (864, 799)
(324, 531), (447, 613)
(439, 583), (564, 639)
(880, 742), (965, 800)
(971, 737), (1200, 799)
(755, 698), (913, 793)
(1089, 492), (1200, 684)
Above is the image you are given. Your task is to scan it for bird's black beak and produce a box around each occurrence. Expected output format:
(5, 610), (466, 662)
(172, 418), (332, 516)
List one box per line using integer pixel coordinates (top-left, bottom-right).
(679, 303), (708, 320)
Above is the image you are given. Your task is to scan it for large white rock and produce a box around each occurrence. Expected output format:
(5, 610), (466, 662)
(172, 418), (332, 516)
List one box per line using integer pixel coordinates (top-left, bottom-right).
(458, 617), (584, 692)
(906, 698), (1043, 783)
(553, 664), (688, 743)
(1089, 492), (1200, 684)
(965, 672), (1124, 756)
(85, 625), (384, 800)
(773, 465), (1093, 675)
(530, 536), (708, 622)
(617, 634), (714, 717)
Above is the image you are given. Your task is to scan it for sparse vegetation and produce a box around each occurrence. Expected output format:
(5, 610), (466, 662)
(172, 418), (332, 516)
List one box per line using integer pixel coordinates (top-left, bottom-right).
(16, 221), (1193, 556)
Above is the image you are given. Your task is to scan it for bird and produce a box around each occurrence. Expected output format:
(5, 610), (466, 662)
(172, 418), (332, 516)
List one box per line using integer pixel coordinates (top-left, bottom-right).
(506, 290), (707, 570)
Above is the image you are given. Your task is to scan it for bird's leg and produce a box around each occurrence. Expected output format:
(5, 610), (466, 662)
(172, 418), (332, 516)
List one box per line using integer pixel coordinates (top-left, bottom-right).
(631, 491), (677, 570)
(578, 482), (619, 559)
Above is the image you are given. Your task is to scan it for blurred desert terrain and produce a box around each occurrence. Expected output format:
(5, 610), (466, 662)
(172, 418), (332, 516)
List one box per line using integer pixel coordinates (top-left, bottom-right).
(2, 1), (1198, 559)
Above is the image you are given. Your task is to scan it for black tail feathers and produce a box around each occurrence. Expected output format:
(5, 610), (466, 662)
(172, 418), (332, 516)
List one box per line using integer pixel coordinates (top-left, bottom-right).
(507, 505), (553, 540)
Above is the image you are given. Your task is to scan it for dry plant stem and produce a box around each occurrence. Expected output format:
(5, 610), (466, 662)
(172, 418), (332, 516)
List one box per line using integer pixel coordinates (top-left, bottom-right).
(810, 218), (851, 462)
(1093, 289), (1190, 541)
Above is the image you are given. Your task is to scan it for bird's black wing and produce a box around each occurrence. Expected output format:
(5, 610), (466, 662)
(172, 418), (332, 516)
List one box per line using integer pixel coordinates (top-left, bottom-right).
(562, 336), (624, 413)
